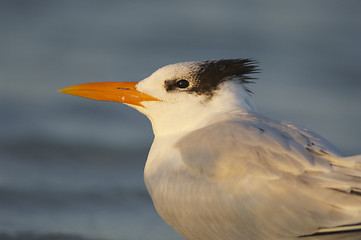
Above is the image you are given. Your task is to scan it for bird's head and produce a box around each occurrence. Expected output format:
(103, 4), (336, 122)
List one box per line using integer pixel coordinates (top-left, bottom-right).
(59, 59), (258, 135)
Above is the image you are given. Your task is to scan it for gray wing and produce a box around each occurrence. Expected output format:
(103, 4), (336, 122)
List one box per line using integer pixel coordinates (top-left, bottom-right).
(176, 110), (351, 179)
(176, 111), (361, 238)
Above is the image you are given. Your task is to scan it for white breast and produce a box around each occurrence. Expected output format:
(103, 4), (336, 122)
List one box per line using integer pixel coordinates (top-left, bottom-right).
(144, 134), (273, 240)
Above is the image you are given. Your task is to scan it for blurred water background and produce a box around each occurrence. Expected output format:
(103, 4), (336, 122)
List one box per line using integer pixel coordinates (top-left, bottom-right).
(0, 1), (360, 239)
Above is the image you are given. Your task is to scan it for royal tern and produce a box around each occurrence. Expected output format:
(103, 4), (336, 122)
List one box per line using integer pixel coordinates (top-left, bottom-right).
(59, 59), (361, 240)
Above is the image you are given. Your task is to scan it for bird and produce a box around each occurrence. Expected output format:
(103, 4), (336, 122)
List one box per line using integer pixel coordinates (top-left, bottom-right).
(59, 59), (361, 240)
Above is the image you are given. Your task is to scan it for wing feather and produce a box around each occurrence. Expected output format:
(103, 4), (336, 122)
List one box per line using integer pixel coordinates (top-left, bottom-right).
(175, 111), (361, 238)
(299, 223), (361, 240)
(176, 111), (335, 178)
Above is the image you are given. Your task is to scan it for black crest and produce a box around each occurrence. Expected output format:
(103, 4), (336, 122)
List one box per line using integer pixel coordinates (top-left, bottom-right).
(191, 59), (259, 96)
(164, 59), (259, 96)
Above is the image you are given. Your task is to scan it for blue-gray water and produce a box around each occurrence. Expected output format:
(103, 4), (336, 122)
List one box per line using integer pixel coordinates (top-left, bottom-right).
(1, 1), (360, 240)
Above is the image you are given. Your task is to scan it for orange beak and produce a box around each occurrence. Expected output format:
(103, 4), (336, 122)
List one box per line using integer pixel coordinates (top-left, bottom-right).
(58, 82), (160, 107)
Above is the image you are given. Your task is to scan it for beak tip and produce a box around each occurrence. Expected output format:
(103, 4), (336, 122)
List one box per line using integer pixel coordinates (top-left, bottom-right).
(58, 87), (72, 94)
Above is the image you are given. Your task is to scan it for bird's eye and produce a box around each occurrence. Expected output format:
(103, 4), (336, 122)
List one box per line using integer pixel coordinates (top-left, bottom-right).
(175, 79), (189, 89)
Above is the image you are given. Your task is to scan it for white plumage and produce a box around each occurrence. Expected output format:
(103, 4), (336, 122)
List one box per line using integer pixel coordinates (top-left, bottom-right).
(60, 59), (361, 240)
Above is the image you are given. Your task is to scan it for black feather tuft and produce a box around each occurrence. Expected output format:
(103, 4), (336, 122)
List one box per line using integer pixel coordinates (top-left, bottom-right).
(190, 59), (259, 96)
